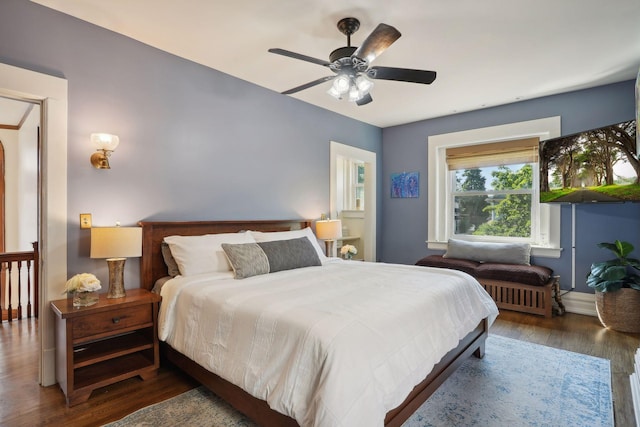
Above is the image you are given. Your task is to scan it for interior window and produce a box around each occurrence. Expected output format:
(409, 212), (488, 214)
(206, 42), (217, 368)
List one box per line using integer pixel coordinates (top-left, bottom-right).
(341, 158), (365, 210)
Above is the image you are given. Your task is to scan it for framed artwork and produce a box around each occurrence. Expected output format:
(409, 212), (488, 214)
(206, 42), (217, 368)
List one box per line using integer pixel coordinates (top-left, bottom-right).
(391, 171), (419, 198)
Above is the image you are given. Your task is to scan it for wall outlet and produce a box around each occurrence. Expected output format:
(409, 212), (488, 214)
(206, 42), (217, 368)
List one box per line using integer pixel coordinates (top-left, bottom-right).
(80, 213), (92, 229)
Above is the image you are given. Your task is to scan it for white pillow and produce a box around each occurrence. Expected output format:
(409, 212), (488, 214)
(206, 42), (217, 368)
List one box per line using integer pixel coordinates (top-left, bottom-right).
(164, 232), (256, 276)
(249, 227), (327, 262)
(443, 238), (531, 265)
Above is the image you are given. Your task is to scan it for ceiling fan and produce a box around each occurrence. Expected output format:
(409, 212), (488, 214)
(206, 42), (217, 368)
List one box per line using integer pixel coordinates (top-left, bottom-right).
(268, 17), (436, 106)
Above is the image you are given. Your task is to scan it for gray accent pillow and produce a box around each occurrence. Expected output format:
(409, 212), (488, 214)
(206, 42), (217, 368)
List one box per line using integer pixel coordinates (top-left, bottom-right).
(443, 238), (531, 265)
(221, 243), (270, 279)
(258, 237), (322, 273)
(161, 241), (181, 277)
(222, 237), (321, 279)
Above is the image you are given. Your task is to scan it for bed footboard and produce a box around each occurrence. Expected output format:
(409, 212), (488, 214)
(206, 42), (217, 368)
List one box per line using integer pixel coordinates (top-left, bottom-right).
(162, 318), (489, 427)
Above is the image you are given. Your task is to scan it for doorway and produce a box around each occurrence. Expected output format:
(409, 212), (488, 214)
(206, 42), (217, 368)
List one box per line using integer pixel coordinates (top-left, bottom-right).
(0, 62), (68, 387)
(0, 96), (40, 319)
(330, 141), (376, 262)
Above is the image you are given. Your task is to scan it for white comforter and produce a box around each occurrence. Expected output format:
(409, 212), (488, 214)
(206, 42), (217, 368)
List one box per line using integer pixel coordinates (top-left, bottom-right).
(158, 260), (498, 427)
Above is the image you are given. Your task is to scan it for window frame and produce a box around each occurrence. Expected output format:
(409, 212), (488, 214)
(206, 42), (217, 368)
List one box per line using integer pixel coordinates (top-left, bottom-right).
(427, 116), (562, 257)
(336, 157), (365, 211)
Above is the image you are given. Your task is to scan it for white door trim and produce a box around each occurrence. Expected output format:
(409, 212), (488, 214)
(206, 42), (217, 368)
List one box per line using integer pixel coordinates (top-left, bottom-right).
(330, 141), (376, 262)
(0, 62), (68, 387)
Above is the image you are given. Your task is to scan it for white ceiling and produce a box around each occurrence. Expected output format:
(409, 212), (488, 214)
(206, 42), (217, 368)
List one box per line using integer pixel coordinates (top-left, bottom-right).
(27, 0), (640, 127)
(0, 96), (34, 128)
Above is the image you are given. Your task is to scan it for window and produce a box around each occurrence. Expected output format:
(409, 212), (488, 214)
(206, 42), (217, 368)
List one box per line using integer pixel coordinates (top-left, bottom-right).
(428, 117), (562, 257)
(449, 138), (538, 240)
(339, 157), (365, 210)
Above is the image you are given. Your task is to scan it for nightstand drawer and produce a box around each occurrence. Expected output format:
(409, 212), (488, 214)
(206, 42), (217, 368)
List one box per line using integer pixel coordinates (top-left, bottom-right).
(73, 304), (152, 339)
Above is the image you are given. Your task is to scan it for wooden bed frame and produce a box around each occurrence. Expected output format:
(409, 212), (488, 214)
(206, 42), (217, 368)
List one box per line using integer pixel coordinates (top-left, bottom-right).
(138, 219), (489, 427)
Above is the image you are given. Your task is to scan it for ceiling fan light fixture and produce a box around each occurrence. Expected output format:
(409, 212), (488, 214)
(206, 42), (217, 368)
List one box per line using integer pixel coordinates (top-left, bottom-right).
(333, 75), (351, 94)
(327, 85), (342, 99)
(348, 85), (362, 102)
(355, 75), (373, 93)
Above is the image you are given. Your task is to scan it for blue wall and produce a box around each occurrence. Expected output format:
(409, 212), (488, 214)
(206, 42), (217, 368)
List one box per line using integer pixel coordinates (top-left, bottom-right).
(381, 80), (639, 292)
(0, 0), (382, 288)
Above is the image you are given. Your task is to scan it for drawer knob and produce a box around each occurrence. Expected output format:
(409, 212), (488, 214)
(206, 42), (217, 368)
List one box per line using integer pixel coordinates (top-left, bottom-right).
(112, 317), (121, 324)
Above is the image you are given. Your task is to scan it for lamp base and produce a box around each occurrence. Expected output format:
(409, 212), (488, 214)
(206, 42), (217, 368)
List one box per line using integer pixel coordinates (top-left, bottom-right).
(324, 240), (336, 257)
(106, 258), (127, 298)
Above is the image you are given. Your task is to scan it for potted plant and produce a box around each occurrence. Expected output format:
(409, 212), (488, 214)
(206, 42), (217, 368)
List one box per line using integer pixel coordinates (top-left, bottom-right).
(587, 240), (640, 333)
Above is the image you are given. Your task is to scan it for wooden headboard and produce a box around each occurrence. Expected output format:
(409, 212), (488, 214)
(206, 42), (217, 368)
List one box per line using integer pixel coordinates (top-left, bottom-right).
(138, 219), (312, 290)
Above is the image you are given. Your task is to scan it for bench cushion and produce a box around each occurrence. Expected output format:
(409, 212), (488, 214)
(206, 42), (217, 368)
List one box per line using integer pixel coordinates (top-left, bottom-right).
(415, 255), (552, 287)
(415, 255), (480, 275)
(475, 263), (552, 287)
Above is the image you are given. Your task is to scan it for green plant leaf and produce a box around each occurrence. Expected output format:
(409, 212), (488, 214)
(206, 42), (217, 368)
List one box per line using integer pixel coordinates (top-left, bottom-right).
(598, 240), (635, 259)
(627, 258), (640, 271)
(586, 274), (604, 289)
(598, 242), (619, 254)
(589, 260), (620, 277)
(629, 275), (640, 290)
(600, 265), (628, 281)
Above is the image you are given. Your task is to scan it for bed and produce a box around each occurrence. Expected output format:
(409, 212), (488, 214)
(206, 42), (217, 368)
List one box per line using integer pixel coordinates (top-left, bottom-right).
(139, 219), (499, 427)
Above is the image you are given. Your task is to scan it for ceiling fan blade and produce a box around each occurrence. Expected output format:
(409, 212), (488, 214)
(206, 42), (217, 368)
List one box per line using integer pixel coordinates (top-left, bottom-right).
(352, 23), (401, 63)
(268, 48), (331, 67)
(368, 66), (437, 85)
(281, 76), (335, 95)
(356, 93), (373, 106)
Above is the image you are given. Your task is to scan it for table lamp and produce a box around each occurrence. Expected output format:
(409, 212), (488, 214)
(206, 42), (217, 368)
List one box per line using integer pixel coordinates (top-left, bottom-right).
(90, 226), (142, 298)
(316, 219), (342, 257)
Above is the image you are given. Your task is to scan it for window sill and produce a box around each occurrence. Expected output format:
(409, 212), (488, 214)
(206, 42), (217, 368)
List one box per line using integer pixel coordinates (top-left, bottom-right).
(341, 210), (365, 219)
(426, 241), (563, 258)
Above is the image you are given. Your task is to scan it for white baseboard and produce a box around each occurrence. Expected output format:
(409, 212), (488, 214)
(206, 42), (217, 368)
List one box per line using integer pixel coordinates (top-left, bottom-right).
(42, 347), (57, 386)
(560, 291), (597, 317)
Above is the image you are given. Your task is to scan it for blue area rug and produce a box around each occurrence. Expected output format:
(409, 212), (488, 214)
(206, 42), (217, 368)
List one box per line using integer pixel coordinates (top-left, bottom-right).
(104, 335), (613, 427)
(405, 335), (613, 427)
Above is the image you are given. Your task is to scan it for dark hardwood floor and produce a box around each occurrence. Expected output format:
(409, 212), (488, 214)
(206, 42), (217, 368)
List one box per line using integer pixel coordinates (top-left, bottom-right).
(2, 311), (639, 426)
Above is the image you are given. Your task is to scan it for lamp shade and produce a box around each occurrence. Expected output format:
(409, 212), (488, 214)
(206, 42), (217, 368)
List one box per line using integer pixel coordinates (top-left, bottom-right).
(91, 133), (120, 151)
(316, 219), (342, 240)
(90, 227), (142, 259)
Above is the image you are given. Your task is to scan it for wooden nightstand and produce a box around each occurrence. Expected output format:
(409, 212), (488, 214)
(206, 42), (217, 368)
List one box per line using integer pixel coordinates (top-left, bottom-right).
(50, 288), (162, 406)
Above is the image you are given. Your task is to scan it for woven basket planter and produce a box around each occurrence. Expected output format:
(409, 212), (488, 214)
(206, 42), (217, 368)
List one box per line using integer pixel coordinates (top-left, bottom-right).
(595, 289), (640, 333)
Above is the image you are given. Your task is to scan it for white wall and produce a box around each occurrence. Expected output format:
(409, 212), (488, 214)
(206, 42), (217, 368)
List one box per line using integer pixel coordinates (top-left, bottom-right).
(0, 129), (19, 251)
(17, 105), (39, 251)
(0, 105), (39, 310)
(0, 106), (38, 252)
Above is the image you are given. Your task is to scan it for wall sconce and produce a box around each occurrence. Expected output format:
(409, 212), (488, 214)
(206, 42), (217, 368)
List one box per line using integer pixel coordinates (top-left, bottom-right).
(90, 226), (142, 298)
(90, 133), (119, 169)
(316, 219), (342, 257)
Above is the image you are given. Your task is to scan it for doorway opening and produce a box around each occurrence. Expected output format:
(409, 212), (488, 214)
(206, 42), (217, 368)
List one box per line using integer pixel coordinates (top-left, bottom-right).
(0, 62), (68, 387)
(330, 141), (376, 262)
(0, 96), (40, 321)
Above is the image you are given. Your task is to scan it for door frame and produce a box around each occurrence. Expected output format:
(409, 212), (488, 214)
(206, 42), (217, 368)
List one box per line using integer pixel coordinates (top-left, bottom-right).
(0, 62), (68, 387)
(329, 141), (376, 262)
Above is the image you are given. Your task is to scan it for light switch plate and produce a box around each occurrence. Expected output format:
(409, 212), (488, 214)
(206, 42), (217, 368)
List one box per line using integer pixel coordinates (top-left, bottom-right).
(80, 213), (92, 229)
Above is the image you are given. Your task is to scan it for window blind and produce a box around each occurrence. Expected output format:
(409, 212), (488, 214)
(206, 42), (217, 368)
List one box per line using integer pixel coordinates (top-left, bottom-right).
(446, 137), (539, 170)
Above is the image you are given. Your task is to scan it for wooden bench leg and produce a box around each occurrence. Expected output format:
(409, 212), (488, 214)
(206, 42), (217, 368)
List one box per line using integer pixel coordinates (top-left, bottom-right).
(552, 276), (566, 316)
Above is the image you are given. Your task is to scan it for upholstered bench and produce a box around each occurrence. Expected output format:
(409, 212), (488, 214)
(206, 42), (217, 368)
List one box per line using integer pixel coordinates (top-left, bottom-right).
(415, 240), (565, 318)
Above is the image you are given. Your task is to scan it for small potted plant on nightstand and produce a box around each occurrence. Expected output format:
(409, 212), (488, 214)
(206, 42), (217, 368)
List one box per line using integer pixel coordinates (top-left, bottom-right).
(340, 244), (358, 260)
(587, 240), (640, 333)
